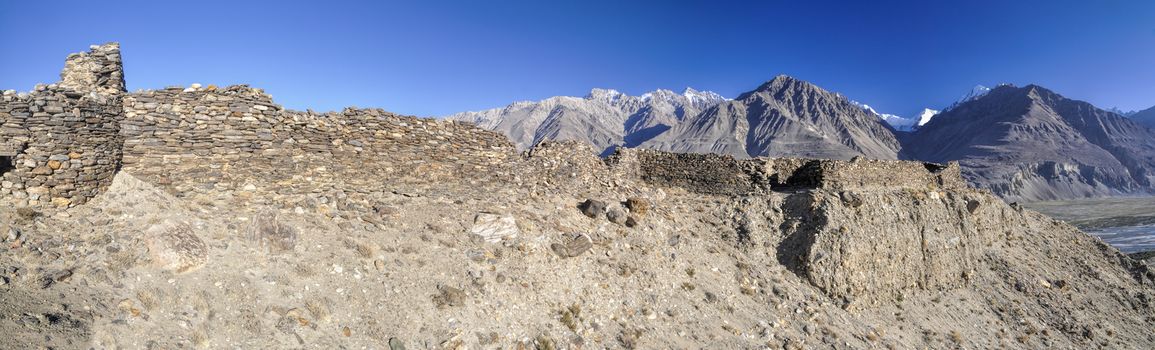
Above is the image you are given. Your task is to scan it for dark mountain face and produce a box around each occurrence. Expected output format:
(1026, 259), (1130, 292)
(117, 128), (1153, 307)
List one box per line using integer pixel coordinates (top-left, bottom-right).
(910, 85), (1155, 201)
(1132, 106), (1155, 129)
(642, 75), (903, 160)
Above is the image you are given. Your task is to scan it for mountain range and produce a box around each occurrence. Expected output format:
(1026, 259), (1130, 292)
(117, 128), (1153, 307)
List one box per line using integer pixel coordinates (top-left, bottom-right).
(447, 87), (726, 155)
(446, 76), (1155, 201)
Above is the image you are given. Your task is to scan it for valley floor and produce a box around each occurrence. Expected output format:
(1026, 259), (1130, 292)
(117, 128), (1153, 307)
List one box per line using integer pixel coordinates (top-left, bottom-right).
(1026, 196), (1155, 253)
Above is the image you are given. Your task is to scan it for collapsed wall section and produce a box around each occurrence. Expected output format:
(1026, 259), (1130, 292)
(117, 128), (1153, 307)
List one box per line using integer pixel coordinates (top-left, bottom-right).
(59, 43), (126, 94)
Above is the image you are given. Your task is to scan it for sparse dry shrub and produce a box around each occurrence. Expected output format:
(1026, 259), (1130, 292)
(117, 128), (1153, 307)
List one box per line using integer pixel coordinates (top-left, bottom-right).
(137, 289), (159, 310)
(249, 209), (299, 254)
(16, 207), (40, 221)
(305, 298), (331, 323)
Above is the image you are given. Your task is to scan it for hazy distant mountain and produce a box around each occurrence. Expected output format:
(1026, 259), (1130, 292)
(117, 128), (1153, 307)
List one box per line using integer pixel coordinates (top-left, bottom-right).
(1131, 106), (1155, 129)
(641, 75), (902, 159)
(446, 87), (726, 154)
(852, 102), (939, 132)
(910, 84), (1155, 201)
(1108, 107), (1138, 117)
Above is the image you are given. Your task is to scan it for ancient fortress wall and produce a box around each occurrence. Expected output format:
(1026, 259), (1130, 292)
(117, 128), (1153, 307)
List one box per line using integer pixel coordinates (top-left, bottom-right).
(119, 85), (518, 202)
(614, 148), (966, 195)
(1, 42), (970, 211)
(0, 43), (124, 208)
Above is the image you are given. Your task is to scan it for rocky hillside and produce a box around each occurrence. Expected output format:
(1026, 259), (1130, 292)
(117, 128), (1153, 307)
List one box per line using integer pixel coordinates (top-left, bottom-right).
(446, 88), (726, 155)
(909, 84), (1155, 201)
(641, 75), (903, 160)
(2, 43), (1155, 349)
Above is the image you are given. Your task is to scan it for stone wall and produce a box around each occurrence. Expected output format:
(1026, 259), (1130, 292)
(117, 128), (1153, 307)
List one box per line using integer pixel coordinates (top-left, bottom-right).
(0, 86), (123, 208)
(613, 148), (966, 195)
(119, 85), (518, 204)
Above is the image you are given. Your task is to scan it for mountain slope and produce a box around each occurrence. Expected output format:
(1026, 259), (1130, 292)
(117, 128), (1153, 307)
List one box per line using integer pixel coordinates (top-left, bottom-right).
(1131, 106), (1155, 129)
(910, 84), (1155, 201)
(446, 88), (726, 154)
(642, 75), (903, 159)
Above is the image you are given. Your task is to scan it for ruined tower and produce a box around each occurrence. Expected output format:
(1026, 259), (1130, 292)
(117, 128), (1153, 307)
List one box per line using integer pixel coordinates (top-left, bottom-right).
(0, 43), (125, 208)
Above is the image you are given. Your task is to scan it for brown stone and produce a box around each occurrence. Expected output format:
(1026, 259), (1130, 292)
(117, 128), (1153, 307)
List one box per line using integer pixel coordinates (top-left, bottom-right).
(50, 197), (72, 208)
(30, 166), (53, 175)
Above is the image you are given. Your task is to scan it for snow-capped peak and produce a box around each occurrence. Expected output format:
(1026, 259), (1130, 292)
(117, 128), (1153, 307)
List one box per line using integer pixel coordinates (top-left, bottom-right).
(585, 88), (625, 101)
(945, 85), (991, 111)
(916, 108), (939, 126)
(850, 100), (939, 132)
(849, 100), (880, 115)
(681, 87), (727, 103)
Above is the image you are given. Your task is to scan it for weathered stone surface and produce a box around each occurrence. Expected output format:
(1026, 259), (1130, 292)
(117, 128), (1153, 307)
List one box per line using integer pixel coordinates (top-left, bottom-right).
(145, 221), (208, 273)
(469, 213), (519, 243)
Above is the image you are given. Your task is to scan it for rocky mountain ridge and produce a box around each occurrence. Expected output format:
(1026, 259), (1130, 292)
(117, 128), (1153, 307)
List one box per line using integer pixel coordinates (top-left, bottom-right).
(446, 87), (727, 155)
(453, 77), (1155, 201)
(910, 84), (1155, 201)
(640, 75), (903, 160)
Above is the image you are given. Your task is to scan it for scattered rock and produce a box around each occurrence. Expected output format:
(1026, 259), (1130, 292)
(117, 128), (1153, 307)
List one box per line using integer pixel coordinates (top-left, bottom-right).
(578, 199), (606, 218)
(469, 213), (520, 243)
(966, 199), (981, 214)
(625, 216), (639, 228)
(839, 191), (863, 208)
(607, 208), (627, 225)
(3, 227), (18, 242)
(551, 233), (593, 258)
(388, 338), (406, 350)
(433, 285), (467, 308)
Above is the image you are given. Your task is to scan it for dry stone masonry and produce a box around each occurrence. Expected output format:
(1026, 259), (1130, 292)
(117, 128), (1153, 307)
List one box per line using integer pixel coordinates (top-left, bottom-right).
(0, 43), (125, 208)
(119, 85), (518, 213)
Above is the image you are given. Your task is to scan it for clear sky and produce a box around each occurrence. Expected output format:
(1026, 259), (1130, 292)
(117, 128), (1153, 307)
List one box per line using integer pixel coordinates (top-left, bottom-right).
(1, 0), (1153, 117)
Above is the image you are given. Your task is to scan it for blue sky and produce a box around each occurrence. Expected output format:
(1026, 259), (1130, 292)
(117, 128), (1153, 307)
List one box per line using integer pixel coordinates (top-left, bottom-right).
(1, 1), (1153, 117)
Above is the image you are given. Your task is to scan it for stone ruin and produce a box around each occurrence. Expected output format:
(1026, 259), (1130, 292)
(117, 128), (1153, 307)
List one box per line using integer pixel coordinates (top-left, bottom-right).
(0, 42), (966, 214)
(0, 42), (1030, 309)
